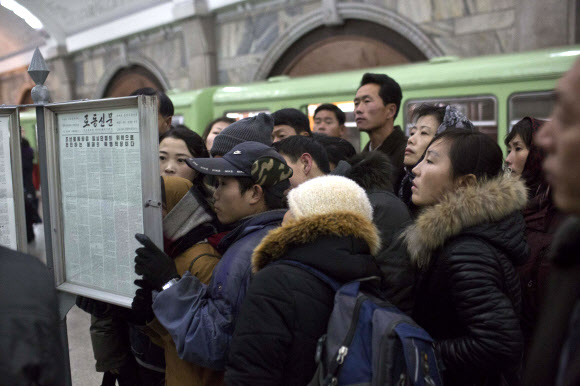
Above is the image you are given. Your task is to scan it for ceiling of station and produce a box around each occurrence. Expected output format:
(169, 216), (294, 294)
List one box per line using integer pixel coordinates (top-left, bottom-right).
(0, 0), (178, 70)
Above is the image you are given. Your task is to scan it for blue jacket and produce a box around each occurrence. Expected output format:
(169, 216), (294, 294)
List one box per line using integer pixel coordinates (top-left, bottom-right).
(152, 209), (285, 370)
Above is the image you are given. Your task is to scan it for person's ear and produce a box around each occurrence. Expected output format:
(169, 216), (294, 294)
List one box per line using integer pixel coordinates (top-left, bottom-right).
(339, 125), (347, 136)
(455, 173), (477, 188)
(300, 131), (310, 137)
(163, 115), (172, 127)
(386, 103), (397, 120)
(300, 153), (313, 175)
(247, 184), (264, 205)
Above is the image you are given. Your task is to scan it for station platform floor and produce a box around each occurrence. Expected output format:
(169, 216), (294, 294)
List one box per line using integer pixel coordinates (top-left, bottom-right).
(29, 223), (103, 386)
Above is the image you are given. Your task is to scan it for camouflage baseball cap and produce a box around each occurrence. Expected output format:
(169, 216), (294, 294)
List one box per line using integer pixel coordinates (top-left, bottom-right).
(186, 141), (293, 187)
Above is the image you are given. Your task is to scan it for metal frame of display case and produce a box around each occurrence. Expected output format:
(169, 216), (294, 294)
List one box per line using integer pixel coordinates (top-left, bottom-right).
(42, 95), (162, 307)
(0, 107), (28, 251)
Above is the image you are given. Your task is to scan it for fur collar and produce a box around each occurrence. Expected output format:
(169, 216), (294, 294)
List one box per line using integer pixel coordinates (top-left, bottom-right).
(252, 211), (380, 273)
(402, 174), (527, 268)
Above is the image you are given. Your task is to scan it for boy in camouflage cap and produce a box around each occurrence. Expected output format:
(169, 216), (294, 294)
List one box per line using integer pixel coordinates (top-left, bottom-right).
(134, 141), (292, 370)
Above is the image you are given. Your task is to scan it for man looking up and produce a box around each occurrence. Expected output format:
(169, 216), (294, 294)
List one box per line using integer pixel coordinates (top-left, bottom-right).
(273, 135), (330, 188)
(313, 103), (347, 138)
(271, 108), (312, 142)
(354, 73), (406, 192)
(130, 87), (174, 136)
(133, 141), (292, 371)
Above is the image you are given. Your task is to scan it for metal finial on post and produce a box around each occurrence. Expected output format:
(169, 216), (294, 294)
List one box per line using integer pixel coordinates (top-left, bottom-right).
(27, 47), (50, 105)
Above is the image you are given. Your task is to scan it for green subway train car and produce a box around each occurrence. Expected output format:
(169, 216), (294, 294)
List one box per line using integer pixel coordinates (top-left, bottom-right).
(211, 45), (580, 151)
(17, 45), (580, 154)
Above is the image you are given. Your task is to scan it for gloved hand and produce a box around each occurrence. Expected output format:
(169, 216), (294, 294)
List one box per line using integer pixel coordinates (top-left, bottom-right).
(129, 279), (155, 326)
(76, 295), (111, 318)
(134, 233), (178, 290)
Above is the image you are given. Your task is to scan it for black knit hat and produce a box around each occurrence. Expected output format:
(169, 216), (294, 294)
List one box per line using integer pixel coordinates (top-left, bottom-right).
(210, 113), (273, 157)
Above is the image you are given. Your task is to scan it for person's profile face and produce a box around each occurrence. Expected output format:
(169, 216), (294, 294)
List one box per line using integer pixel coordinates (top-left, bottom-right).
(536, 59), (580, 214)
(212, 177), (255, 224)
(411, 139), (455, 207)
(404, 114), (440, 167)
(505, 134), (529, 177)
(206, 121), (230, 152)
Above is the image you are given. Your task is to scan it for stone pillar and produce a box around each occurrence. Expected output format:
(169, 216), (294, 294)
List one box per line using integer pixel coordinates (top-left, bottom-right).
(182, 15), (217, 89)
(46, 57), (76, 102)
(514, 0), (571, 51)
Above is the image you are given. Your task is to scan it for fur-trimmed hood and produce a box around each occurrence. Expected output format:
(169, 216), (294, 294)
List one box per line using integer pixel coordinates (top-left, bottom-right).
(402, 174), (528, 268)
(252, 211), (381, 273)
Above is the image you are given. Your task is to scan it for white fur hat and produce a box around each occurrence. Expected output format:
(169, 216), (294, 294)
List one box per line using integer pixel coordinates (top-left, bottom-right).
(287, 175), (373, 221)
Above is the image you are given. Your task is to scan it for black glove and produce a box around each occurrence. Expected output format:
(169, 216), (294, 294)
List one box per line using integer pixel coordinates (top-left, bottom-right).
(129, 280), (155, 326)
(134, 233), (178, 290)
(76, 295), (112, 318)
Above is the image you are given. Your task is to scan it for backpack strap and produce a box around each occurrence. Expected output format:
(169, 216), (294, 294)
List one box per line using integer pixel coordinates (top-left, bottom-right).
(272, 260), (341, 292)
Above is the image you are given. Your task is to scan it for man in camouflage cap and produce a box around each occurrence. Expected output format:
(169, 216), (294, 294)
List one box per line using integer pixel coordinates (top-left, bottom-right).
(134, 141), (292, 370)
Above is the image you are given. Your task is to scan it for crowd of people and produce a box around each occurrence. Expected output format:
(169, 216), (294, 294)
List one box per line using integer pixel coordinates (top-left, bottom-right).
(3, 57), (580, 385)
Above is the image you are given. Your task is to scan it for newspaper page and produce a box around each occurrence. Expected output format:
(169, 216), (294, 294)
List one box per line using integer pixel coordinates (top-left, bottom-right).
(58, 109), (143, 298)
(0, 116), (17, 249)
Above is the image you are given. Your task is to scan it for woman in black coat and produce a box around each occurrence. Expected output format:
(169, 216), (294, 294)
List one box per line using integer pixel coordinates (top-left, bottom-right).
(225, 175), (382, 386)
(403, 130), (528, 385)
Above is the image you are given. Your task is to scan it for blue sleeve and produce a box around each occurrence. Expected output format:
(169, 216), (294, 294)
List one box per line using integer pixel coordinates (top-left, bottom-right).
(152, 271), (234, 370)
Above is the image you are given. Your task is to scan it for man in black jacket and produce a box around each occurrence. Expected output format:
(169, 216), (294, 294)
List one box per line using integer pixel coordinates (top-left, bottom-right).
(524, 57), (580, 386)
(0, 246), (65, 385)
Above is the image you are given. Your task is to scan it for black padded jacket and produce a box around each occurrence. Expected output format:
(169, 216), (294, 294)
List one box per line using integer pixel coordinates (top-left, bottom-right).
(402, 174), (529, 386)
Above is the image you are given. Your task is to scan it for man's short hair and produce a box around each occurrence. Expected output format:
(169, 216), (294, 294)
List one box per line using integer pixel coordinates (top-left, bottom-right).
(272, 135), (330, 174)
(359, 73), (402, 120)
(130, 87), (174, 118)
(312, 133), (356, 167)
(314, 104), (346, 125)
(271, 108), (312, 135)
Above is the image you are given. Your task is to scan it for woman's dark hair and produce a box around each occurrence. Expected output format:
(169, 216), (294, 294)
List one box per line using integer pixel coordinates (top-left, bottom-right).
(202, 117), (235, 140)
(160, 125), (209, 159)
(412, 104), (446, 127)
(430, 130), (503, 180)
(504, 119), (533, 148)
(160, 125), (209, 188)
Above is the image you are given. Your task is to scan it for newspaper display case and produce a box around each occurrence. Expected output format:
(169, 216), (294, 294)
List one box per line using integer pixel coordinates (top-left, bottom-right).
(0, 107), (27, 251)
(43, 96), (162, 307)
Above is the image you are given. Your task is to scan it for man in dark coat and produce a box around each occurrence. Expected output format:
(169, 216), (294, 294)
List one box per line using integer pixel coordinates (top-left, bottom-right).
(225, 176), (382, 385)
(0, 246), (65, 385)
(341, 151), (414, 314)
(354, 73), (407, 192)
(524, 57), (580, 386)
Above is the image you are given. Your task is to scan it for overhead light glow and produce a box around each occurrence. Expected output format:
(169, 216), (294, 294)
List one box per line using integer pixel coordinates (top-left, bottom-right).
(1, 0), (43, 30)
(550, 50), (580, 58)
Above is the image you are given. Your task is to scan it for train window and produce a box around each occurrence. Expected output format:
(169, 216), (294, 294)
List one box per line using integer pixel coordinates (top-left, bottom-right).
(307, 102), (360, 151)
(404, 96), (498, 141)
(508, 91), (555, 131)
(225, 110), (270, 121)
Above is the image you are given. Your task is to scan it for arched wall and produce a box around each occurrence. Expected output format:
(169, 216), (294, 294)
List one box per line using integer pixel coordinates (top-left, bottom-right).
(93, 54), (171, 99)
(253, 3), (443, 81)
